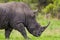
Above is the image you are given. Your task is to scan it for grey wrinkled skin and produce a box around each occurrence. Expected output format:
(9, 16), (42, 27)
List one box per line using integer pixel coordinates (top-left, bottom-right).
(0, 2), (50, 40)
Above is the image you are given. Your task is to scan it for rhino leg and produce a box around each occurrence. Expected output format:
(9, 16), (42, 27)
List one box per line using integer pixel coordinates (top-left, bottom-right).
(14, 23), (29, 39)
(5, 28), (13, 40)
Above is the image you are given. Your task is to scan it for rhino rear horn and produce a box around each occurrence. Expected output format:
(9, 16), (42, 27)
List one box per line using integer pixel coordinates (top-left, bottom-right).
(33, 9), (38, 14)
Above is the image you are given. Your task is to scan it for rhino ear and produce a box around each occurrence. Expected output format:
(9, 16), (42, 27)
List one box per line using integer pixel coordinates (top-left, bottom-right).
(33, 9), (38, 14)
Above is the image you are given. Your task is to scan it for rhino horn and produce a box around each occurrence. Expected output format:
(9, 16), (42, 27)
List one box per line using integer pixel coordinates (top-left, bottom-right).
(33, 9), (38, 14)
(43, 21), (50, 29)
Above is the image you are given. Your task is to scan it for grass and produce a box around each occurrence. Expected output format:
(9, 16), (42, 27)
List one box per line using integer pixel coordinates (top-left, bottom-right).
(0, 15), (60, 40)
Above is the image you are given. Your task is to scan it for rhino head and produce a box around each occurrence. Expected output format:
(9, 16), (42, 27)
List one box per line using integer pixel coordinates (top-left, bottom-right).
(24, 9), (50, 37)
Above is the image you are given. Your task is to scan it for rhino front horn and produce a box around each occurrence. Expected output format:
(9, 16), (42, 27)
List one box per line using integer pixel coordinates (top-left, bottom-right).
(41, 22), (50, 32)
(44, 22), (50, 29)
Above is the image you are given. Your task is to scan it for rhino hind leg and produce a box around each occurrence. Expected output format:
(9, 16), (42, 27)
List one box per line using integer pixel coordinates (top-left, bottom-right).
(14, 23), (28, 39)
(5, 28), (13, 40)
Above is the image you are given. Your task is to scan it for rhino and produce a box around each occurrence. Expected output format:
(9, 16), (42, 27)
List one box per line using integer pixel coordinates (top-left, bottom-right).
(0, 2), (50, 40)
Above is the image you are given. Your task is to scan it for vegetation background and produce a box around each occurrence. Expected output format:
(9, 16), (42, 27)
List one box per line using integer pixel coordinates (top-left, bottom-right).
(0, 0), (60, 40)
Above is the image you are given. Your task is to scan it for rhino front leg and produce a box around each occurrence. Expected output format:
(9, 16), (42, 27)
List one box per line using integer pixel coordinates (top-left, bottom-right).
(14, 23), (30, 40)
(5, 28), (13, 40)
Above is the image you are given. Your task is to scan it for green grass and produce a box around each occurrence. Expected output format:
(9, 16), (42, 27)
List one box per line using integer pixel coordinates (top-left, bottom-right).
(0, 16), (60, 40)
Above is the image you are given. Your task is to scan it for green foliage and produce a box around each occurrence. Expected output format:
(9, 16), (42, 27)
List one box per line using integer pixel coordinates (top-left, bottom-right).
(42, 4), (53, 14)
(40, 0), (60, 18)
